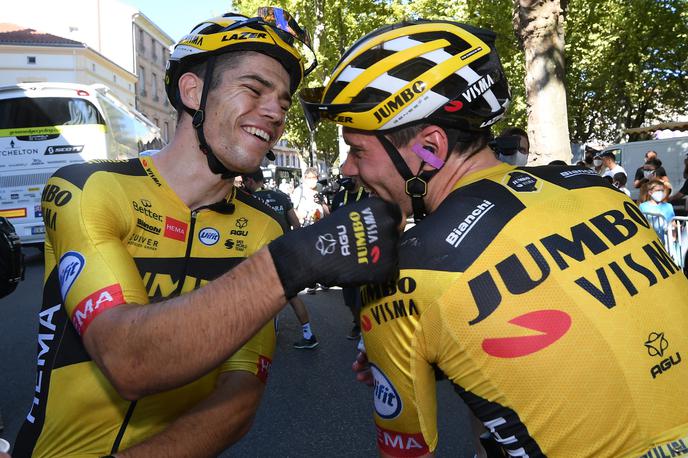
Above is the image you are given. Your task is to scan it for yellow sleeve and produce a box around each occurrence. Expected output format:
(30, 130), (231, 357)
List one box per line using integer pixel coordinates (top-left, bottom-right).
(43, 171), (149, 336)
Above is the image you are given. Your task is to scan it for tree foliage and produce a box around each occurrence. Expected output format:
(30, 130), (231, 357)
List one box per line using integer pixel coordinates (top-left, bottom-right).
(231, 0), (687, 164)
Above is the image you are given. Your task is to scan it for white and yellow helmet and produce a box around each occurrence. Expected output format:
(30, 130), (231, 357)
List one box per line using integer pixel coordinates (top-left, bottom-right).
(300, 19), (510, 132)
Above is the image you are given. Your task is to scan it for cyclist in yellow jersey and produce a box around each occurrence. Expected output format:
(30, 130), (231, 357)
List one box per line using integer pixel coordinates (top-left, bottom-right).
(301, 19), (688, 458)
(12, 9), (403, 457)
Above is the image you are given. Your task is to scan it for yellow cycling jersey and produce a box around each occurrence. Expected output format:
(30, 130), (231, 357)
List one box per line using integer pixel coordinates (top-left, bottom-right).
(361, 164), (688, 457)
(14, 157), (285, 458)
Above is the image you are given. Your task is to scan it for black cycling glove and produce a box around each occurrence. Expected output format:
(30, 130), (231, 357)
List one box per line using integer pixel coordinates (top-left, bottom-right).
(269, 197), (402, 298)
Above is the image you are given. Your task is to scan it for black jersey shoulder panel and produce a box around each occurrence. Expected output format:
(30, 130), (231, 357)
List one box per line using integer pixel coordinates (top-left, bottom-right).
(398, 179), (525, 273)
(234, 188), (289, 233)
(51, 159), (146, 190)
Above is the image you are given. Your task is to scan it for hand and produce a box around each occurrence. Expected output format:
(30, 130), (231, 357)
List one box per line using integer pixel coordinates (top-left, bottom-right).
(269, 197), (402, 298)
(352, 350), (373, 386)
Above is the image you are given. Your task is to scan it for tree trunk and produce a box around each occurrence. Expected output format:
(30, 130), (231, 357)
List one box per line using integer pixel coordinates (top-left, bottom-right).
(514, 0), (571, 164)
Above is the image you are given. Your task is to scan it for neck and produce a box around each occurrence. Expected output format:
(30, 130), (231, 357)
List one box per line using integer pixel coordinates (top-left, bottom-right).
(153, 121), (233, 210)
(424, 146), (501, 213)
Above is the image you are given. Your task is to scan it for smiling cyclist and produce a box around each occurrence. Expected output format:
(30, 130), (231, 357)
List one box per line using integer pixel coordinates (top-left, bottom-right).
(13, 8), (401, 458)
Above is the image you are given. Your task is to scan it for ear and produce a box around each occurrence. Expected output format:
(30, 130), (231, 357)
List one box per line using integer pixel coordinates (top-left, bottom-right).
(178, 72), (203, 112)
(418, 125), (450, 162)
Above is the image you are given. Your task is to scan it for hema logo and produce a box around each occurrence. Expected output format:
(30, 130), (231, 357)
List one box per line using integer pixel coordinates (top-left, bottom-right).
(58, 251), (85, 301)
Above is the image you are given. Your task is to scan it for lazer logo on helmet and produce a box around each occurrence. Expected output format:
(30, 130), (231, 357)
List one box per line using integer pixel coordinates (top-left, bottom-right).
(180, 35), (203, 46)
(374, 81), (425, 123)
(222, 32), (267, 41)
(461, 74), (495, 103)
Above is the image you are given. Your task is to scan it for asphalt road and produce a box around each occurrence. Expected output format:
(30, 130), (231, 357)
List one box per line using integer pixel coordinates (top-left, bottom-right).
(0, 248), (475, 457)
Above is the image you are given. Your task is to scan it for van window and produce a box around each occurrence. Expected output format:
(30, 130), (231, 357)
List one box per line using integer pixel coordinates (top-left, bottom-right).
(0, 97), (105, 129)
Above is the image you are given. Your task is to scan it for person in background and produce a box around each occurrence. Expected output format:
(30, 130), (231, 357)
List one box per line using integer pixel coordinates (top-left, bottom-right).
(592, 153), (604, 174)
(492, 127), (529, 166)
(242, 170), (319, 349)
(669, 152), (688, 212)
(613, 172), (631, 197)
(633, 150), (658, 189)
(329, 176), (369, 339)
(638, 157), (672, 193)
(639, 178), (675, 239)
(600, 151), (626, 179)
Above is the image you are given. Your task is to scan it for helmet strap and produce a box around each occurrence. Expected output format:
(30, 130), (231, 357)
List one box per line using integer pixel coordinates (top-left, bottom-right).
(185, 56), (240, 180)
(377, 135), (440, 223)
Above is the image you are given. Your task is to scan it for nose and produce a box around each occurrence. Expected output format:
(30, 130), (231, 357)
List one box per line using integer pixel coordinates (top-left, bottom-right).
(341, 155), (358, 177)
(260, 95), (286, 126)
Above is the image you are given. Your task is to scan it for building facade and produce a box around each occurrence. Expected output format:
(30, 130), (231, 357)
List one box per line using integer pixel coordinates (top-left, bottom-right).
(0, 23), (137, 107)
(2, 0), (176, 142)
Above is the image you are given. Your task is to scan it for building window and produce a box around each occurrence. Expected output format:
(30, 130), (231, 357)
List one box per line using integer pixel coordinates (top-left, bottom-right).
(138, 28), (145, 53)
(152, 43), (158, 62)
(27, 56), (36, 64)
(152, 73), (158, 101)
(113, 74), (117, 83)
(92, 63), (96, 71)
(164, 121), (169, 142)
(138, 66), (146, 96)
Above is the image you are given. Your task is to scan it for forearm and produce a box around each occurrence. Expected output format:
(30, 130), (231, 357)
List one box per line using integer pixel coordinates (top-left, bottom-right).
(117, 372), (264, 457)
(86, 248), (284, 399)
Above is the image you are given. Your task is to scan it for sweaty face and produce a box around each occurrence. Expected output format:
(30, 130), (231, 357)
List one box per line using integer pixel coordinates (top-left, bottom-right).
(203, 52), (291, 173)
(341, 129), (412, 217)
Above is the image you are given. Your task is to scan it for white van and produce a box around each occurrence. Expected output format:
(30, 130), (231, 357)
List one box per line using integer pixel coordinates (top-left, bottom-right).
(0, 82), (164, 246)
(599, 136), (688, 200)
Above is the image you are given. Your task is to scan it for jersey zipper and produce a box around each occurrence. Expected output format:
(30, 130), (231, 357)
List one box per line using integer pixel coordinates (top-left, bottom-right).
(174, 209), (198, 297)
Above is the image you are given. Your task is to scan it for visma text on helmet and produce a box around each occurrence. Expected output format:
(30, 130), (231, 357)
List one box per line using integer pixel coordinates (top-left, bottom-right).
(374, 81), (425, 123)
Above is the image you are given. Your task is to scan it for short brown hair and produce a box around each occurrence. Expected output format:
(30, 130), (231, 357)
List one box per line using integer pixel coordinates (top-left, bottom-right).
(385, 124), (491, 159)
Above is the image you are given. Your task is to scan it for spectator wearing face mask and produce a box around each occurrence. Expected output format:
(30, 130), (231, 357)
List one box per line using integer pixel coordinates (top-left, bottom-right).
(492, 127), (529, 166)
(633, 150), (659, 188)
(592, 154), (604, 174)
(613, 172), (631, 197)
(639, 178), (675, 239)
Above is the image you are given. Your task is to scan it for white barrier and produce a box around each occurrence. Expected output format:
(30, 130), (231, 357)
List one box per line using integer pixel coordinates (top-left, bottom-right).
(642, 212), (688, 269)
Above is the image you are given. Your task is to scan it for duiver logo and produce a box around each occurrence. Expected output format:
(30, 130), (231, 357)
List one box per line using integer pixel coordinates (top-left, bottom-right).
(645, 332), (668, 357)
(316, 233), (336, 255)
(482, 310), (571, 358)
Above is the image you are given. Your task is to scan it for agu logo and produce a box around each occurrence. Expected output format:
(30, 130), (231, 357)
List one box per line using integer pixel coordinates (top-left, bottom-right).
(315, 233), (336, 255)
(58, 251), (85, 300)
(198, 227), (220, 246)
(370, 364), (402, 419)
(645, 332), (682, 379)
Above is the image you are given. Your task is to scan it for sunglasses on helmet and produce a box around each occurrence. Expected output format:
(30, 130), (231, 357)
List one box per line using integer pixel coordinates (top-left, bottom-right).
(221, 7), (316, 76)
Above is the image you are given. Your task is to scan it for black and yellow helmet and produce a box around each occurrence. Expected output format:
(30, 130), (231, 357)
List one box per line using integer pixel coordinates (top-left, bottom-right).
(164, 8), (316, 179)
(300, 19), (510, 132)
(165, 7), (316, 104)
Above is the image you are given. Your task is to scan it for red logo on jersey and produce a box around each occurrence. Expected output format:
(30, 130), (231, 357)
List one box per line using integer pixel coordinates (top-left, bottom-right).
(370, 246), (381, 263)
(256, 355), (272, 383)
(481, 310), (571, 358)
(164, 217), (188, 241)
(376, 425), (429, 457)
(443, 100), (464, 112)
(361, 315), (373, 332)
(71, 284), (125, 336)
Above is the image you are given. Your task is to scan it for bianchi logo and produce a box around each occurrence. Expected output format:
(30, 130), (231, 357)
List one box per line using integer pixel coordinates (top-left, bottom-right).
(645, 332), (669, 357)
(445, 200), (494, 248)
(137, 218), (161, 235)
(316, 233), (336, 255)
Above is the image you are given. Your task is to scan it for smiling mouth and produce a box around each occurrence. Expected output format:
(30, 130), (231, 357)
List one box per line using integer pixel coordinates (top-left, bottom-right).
(243, 126), (271, 142)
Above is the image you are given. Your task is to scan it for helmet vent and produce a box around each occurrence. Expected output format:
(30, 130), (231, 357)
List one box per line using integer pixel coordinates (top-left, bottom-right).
(388, 59), (434, 83)
(349, 48), (395, 70)
(351, 86), (390, 105)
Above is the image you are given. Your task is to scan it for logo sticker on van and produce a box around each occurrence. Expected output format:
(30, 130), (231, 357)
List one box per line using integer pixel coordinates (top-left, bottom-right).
(45, 145), (84, 155)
